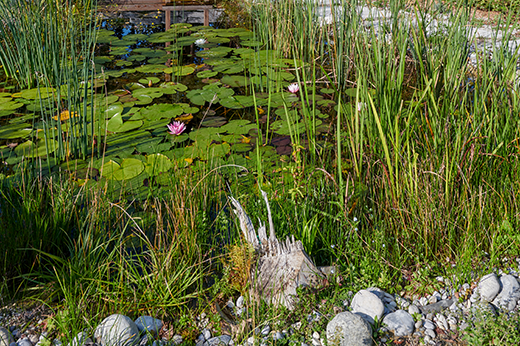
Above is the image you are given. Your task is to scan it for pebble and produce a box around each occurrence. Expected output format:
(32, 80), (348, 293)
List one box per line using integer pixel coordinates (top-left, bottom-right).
(0, 328), (14, 346)
(326, 312), (373, 346)
(382, 310), (414, 336)
(236, 296), (244, 309)
(408, 305), (420, 315)
(423, 320), (435, 330)
(478, 273), (500, 302)
(135, 316), (163, 336)
(425, 328), (436, 339)
(492, 274), (520, 311)
(351, 290), (384, 325)
(94, 314), (139, 346)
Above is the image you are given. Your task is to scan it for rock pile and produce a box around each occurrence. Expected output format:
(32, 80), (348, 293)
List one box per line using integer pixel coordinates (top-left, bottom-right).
(2, 267), (520, 346)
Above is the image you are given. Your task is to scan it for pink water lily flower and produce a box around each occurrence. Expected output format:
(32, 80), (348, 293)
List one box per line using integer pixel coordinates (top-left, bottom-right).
(167, 121), (186, 135)
(288, 83), (299, 94)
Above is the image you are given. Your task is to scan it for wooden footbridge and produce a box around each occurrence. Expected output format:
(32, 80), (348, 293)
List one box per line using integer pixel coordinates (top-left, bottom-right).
(99, 0), (218, 27)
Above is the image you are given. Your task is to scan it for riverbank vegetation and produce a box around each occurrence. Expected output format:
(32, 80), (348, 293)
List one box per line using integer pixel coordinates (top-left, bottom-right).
(1, 0), (519, 344)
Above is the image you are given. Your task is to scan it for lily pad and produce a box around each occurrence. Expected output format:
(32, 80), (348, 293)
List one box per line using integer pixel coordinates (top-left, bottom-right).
(197, 70), (218, 78)
(132, 88), (164, 100)
(145, 153), (172, 176)
(17, 87), (55, 100)
(136, 64), (168, 73)
(139, 77), (161, 85)
(165, 66), (195, 76)
(0, 123), (32, 139)
(201, 116), (227, 127)
(102, 158), (145, 181)
(221, 75), (249, 88)
(14, 139), (58, 158)
(0, 101), (24, 111)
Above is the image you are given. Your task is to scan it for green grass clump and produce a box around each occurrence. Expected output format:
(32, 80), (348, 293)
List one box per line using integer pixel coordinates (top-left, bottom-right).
(464, 311), (520, 345)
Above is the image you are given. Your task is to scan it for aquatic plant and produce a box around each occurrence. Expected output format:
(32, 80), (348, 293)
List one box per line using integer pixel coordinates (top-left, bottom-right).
(167, 121), (187, 135)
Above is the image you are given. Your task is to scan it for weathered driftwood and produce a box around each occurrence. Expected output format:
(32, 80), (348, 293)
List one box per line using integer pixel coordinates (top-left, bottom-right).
(229, 190), (323, 309)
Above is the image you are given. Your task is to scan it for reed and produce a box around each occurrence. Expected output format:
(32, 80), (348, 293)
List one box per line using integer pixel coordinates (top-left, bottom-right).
(0, 0), (98, 160)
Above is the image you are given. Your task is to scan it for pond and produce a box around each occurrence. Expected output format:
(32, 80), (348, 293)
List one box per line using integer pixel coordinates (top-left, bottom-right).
(0, 16), (342, 198)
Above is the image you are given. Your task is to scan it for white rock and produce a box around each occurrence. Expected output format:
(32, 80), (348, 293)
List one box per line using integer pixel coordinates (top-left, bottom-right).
(94, 314), (140, 346)
(172, 335), (183, 345)
(424, 328), (436, 339)
(17, 339), (33, 346)
(492, 274), (520, 311)
(326, 312), (373, 346)
(382, 310), (415, 337)
(68, 332), (92, 346)
(202, 329), (212, 341)
(206, 335), (231, 346)
(478, 273), (501, 302)
(135, 316), (163, 336)
(0, 328), (13, 346)
(435, 314), (448, 330)
(351, 290), (384, 324)
(236, 296), (244, 309)
(408, 305), (420, 315)
(423, 320), (435, 330)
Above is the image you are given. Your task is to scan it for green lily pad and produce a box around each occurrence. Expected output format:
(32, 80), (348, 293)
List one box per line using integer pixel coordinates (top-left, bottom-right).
(197, 70), (218, 78)
(221, 75), (249, 88)
(0, 101), (24, 111)
(140, 103), (185, 120)
(231, 142), (253, 153)
(94, 56), (113, 64)
(145, 153), (172, 176)
(0, 123), (32, 139)
(159, 82), (188, 93)
(165, 66), (195, 76)
(14, 139), (58, 158)
(241, 40), (263, 47)
(127, 55), (147, 62)
(17, 87), (55, 100)
(109, 47), (130, 55)
(201, 116), (227, 127)
(139, 77), (161, 85)
(220, 120), (256, 134)
(102, 158), (145, 181)
(136, 64), (168, 73)
(132, 88), (164, 99)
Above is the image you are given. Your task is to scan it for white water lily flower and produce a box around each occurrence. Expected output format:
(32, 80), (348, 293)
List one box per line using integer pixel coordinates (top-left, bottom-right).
(194, 38), (207, 46)
(288, 83), (299, 94)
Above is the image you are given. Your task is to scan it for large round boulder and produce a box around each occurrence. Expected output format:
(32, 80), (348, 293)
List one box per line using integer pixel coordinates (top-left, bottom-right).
(94, 314), (139, 346)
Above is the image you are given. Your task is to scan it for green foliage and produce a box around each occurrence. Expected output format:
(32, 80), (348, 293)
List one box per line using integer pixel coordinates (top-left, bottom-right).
(464, 311), (520, 345)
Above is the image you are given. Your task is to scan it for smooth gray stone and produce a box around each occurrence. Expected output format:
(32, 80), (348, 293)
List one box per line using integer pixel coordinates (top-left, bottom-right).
(94, 314), (139, 346)
(382, 310), (414, 337)
(17, 339), (33, 346)
(236, 296), (244, 309)
(419, 299), (455, 314)
(425, 329), (436, 339)
(68, 333), (92, 346)
(202, 329), (211, 341)
(171, 335), (183, 345)
(206, 335), (231, 346)
(135, 316), (163, 336)
(492, 275), (520, 311)
(326, 312), (373, 346)
(423, 320), (435, 330)
(478, 273), (501, 302)
(351, 290), (384, 325)
(408, 305), (420, 315)
(0, 328), (14, 346)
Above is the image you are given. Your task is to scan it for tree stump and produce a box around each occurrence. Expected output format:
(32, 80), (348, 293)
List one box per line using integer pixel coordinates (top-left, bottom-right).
(230, 190), (323, 309)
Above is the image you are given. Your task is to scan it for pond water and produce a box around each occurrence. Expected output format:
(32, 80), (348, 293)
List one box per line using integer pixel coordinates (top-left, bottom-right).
(0, 18), (339, 197)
